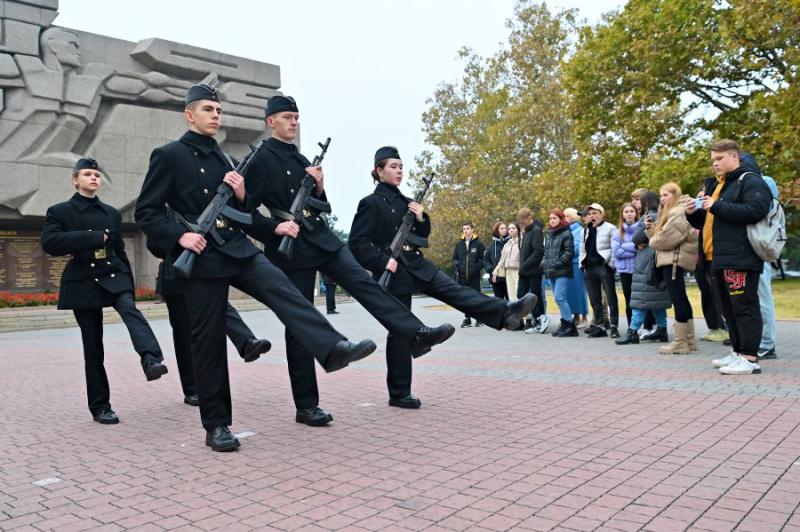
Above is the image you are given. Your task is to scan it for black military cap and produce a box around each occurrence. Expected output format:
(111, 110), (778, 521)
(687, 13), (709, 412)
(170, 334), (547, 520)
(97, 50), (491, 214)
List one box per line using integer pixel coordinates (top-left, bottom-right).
(186, 83), (219, 105)
(374, 146), (401, 166)
(73, 157), (99, 172)
(265, 95), (298, 117)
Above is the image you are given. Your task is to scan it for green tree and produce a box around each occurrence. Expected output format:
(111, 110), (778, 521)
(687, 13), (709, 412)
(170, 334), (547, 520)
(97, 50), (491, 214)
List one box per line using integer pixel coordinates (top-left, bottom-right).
(418, 1), (578, 269)
(565, 0), (800, 204)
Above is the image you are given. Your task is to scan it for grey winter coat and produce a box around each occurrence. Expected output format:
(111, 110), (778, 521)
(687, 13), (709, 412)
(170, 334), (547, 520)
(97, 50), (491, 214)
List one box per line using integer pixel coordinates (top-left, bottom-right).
(630, 246), (671, 310)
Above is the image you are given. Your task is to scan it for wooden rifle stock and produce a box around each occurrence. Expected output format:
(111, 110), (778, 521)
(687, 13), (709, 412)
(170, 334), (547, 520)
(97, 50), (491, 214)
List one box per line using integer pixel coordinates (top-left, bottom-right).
(378, 173), (435, 290)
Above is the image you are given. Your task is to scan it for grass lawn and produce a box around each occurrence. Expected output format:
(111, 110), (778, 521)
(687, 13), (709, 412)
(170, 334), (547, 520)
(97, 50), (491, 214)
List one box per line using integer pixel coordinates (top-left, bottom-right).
(540, 276), (800, 321)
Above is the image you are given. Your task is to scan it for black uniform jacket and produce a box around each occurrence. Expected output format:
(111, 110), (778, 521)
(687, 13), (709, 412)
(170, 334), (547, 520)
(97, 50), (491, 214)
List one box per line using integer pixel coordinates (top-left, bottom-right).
(245, 137), (343, 269)
(42, 193), (134, 310)
(135, 130), (260, 279)
(349, 182), (437, 294)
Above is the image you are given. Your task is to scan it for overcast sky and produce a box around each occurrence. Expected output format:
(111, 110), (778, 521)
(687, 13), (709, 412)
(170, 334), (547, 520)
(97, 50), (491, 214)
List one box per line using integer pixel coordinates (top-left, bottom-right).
(57, 0), (623, 231)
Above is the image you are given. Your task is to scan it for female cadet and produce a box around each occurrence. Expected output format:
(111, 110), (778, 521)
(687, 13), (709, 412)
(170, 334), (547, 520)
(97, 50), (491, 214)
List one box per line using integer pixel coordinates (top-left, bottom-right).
(42, 158), (168, 424)
(349, 147), (536, 408)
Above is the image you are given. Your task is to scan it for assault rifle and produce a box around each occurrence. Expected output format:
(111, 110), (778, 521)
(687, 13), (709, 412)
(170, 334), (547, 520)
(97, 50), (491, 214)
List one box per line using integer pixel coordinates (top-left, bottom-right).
(172, 140), (266, 278)
(378, 172), (435, 290)
(277, 137), (332, 260)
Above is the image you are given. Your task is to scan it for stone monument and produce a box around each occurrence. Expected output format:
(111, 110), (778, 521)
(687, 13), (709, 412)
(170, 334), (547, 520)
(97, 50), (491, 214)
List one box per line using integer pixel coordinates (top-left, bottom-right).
(0, 0), (281, 291)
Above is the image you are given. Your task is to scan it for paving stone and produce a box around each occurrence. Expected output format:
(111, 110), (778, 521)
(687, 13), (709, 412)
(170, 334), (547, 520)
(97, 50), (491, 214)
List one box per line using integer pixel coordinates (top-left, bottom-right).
(1, 298), (798, 530)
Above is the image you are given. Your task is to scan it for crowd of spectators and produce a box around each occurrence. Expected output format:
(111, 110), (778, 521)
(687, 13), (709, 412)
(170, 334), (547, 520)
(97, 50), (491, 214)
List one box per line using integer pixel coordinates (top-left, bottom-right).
(451, 139), (780, 376)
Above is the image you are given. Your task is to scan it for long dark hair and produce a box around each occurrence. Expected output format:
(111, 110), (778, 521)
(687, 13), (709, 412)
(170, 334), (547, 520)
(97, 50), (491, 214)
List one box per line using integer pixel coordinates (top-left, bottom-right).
(492, 221), (507, 239)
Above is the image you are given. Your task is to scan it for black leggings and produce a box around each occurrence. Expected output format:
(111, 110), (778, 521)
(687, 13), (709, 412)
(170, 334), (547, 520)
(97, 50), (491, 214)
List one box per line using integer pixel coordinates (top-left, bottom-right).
(619, 272), (633, 327)
(660, 265), (693, 322)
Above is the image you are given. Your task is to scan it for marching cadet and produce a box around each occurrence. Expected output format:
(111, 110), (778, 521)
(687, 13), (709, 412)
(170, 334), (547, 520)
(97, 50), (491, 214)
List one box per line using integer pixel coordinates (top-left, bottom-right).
(349, 147), (537, 408)
(152, 257), (272, 407)
(42, 157), (168, 425)
(244, 96), (456, 426)
(135, 83), (378, 452)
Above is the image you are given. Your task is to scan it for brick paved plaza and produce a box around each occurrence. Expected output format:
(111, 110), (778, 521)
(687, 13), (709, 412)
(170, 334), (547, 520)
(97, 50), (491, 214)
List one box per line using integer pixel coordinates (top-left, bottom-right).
(1, 297), (799, 531)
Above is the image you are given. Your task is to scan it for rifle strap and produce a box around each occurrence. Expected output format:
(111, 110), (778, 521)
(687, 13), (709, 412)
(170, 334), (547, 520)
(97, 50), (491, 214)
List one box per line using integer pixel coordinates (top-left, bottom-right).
(266, 207), (295, 221)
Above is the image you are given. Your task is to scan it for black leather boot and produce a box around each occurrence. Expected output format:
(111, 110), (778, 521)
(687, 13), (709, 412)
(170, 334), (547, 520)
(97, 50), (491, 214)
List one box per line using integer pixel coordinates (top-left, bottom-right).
(615, 329), (639, 345)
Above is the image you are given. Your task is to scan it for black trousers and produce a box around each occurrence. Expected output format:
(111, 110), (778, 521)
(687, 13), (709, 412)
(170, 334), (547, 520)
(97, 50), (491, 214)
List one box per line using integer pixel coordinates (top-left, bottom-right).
(458, 276), (482, 320)
(324, 280), (337, 312)
(696, 260), (726, 330)
(386, 270), (508, 398)
(583, 264), (619, 327)
(517, 273), (544, 320)
(279, 246), (426, 410)
(164, 294), (256, 397)
(72, 291), (162, 416)
(661, 266), (693, 322)
(491, 277), (508, 300)
(715, 269), (761, 356)
(619, 272), (633, 327)
(183, 254), (345, 430)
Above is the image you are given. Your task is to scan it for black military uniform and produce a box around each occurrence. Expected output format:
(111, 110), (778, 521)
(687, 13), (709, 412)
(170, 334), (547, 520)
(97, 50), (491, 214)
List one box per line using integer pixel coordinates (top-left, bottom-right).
(245, 96), (454, 422)
(349, 147), (537, 408)
(41, 157), (167, 424)
(135, 84), (375, 451)
(154, 259), (272, 406)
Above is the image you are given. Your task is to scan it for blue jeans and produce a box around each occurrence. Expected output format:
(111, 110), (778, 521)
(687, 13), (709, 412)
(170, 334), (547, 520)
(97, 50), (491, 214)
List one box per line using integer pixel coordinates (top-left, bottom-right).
(551, 277), (572, 322)
(759, 261), (775, 349)
(630, 308), (666, 331)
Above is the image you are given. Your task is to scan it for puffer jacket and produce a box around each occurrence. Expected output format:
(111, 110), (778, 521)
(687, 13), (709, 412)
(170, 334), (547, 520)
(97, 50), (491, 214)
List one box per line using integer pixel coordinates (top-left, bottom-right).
(542, 225), (574, 279)
(686, 161), (772, 272)
(493, 237), (521, 276)
(579, 220), (617, 268)
(630, 246), (671, 310)
(648, 195), (698, 273)
(611, 222), (638, 274)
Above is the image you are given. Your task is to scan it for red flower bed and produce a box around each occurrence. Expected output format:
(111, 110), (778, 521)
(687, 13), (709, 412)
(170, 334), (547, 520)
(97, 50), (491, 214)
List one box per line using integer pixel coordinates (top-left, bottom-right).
(0, 291), (59, 308)
(0, 288), (160, 308)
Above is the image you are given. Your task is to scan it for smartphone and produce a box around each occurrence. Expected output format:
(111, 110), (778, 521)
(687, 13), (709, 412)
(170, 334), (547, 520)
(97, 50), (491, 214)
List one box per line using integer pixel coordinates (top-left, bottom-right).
(694, 197), (704, 210)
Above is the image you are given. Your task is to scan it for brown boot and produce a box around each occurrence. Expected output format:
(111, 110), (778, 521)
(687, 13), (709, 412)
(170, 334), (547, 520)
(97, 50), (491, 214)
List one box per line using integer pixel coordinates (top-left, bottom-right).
(659, 322), (690, 354)
(686, 320), (699, 352)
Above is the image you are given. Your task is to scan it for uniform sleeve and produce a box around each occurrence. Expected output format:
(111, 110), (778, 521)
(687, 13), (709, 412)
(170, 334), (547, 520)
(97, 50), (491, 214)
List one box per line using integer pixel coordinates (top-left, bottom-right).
(348, 197), (390, 273)
(134, 147), (188, 255)
(41, 206), (105, 256)
(242, 153), (281, 243)
(112, 210), (132, 268)
(412, 212), (431, 238)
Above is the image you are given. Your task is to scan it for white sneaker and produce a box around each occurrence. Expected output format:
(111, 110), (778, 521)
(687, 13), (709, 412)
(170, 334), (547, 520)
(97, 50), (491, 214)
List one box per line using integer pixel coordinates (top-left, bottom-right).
(538, 315), (551, 334)
(524, 318), (541, 334)
(712, 352), (739, 368)
(719, 356), (761, 375)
